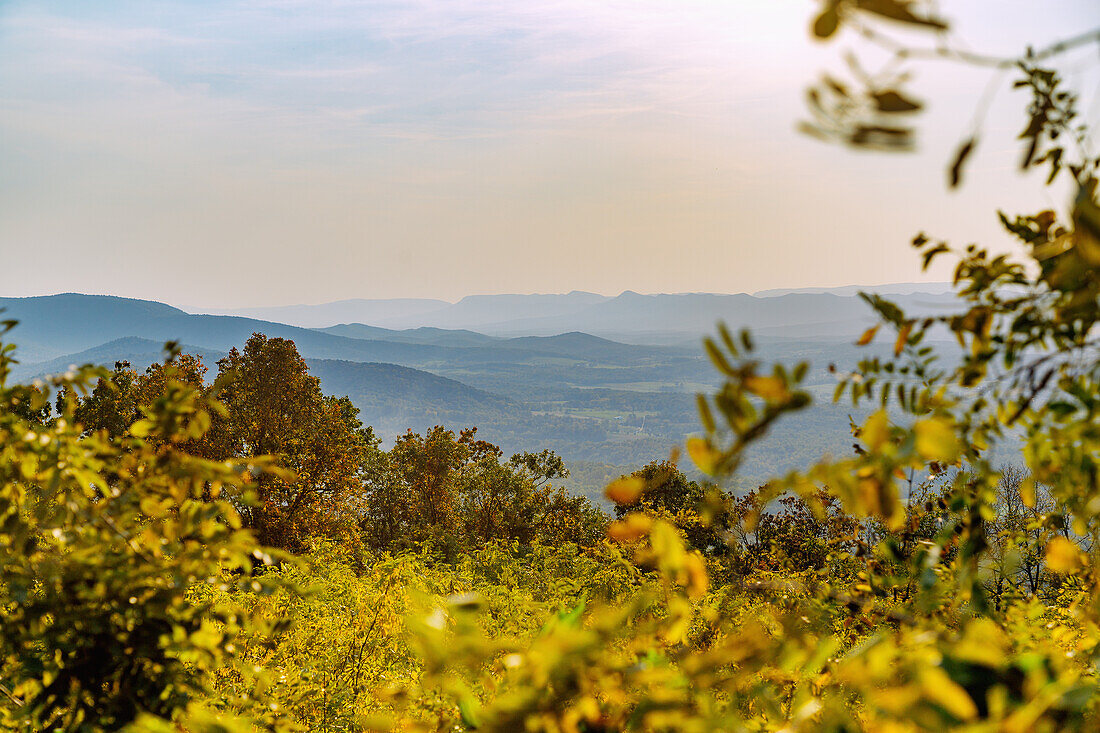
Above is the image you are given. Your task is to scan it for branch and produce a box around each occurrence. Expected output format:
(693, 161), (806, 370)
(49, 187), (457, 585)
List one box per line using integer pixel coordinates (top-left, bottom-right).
(852, 22), (1100, 70)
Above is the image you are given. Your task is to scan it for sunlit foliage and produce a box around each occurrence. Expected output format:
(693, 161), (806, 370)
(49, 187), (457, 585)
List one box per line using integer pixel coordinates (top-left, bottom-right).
(2, 4), (1100, 731)
(0, 335), (285, 731)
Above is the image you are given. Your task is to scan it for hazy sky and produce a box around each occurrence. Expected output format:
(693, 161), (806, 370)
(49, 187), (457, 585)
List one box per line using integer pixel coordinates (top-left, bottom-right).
(1, 1), (1098, 307)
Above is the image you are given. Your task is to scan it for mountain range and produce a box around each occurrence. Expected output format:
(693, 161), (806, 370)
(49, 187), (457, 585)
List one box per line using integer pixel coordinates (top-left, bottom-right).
(184, 284), (956, 341)
(1, 285), (956, 501)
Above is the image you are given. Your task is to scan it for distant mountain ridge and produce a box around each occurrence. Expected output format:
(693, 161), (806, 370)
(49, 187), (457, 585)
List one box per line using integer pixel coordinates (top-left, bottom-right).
(4, 288), (958, 364)
(188, 298), (449, 329)
(0, 293), (458, 363)
(192, 291), (606, 330)
(752, 282), (954, 298)
(183, 284), (952, 335)
(0, 293), (698, 376)
(364, 289), (958, 341)
(318, 324), (500, 347)
(9, 337), (227, 383)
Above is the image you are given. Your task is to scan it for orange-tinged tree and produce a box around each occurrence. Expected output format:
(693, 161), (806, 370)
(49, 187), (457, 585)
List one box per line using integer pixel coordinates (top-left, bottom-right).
(211, 333), (373, 552)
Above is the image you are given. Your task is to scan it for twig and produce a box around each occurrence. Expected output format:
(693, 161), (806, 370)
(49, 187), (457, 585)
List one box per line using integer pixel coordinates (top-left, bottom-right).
(0, 682), (23, 707)
(852, 22), (1100, 70)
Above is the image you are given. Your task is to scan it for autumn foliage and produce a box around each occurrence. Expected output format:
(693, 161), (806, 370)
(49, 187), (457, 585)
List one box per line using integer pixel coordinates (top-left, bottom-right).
(4, 3), (1100, 731)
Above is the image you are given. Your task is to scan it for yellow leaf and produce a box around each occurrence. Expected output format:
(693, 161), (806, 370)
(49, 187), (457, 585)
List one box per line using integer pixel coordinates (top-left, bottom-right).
(604, 476), (645, 505)
(861, 409), (890, 452)
(857, 474), (883, 517)
(894, 322), (913, 356)
(607, 513), (652, 543)
(743, 375), (788, 402)
(857, 325), (879, 346)
(683, 552), (709, 599)
(1073, 187), (1100, 266)
(1019, 477), (1036, 508)
(140, 496), (171, 519)
(953, 618), (1010, 667)
(661, 596), (693, 644)
(913, 417), (959, 463)
(648, 519), (686, 563)
(868, 686), (921, 715)
(1046, 536), (1088, 574)
(354, 713), (395, 733)
(919, 666), (977, 721)
(686, 437), (720, 476)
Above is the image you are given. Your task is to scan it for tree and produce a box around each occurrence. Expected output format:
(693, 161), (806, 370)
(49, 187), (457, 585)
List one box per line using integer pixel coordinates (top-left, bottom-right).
(69, 353), (214, 457)
(7, 383), (51, 426)
(507, 449), (568, 489)
(983, 464), (1061, 604)
(750, 488), (859, 572)
(380, 425), (469, 550)
(211, 333), (373, 552)
(459, 456), (542, 546)
(363, 427), (606, 552)
(613, 459), (732, 556)
(68, 360), (140, 438)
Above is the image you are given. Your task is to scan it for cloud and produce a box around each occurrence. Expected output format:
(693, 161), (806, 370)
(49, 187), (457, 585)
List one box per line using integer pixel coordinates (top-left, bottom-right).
(0, 0), (798, 147)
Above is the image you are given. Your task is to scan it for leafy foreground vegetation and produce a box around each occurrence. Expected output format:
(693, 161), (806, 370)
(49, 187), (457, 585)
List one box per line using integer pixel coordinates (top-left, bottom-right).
(2, 328), (1097, 732)
(6, 3), (1100, 731)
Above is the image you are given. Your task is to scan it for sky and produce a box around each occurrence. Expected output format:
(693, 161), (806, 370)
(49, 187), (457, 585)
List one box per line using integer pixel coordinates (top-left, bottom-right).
(0, 1), (1098, 307)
